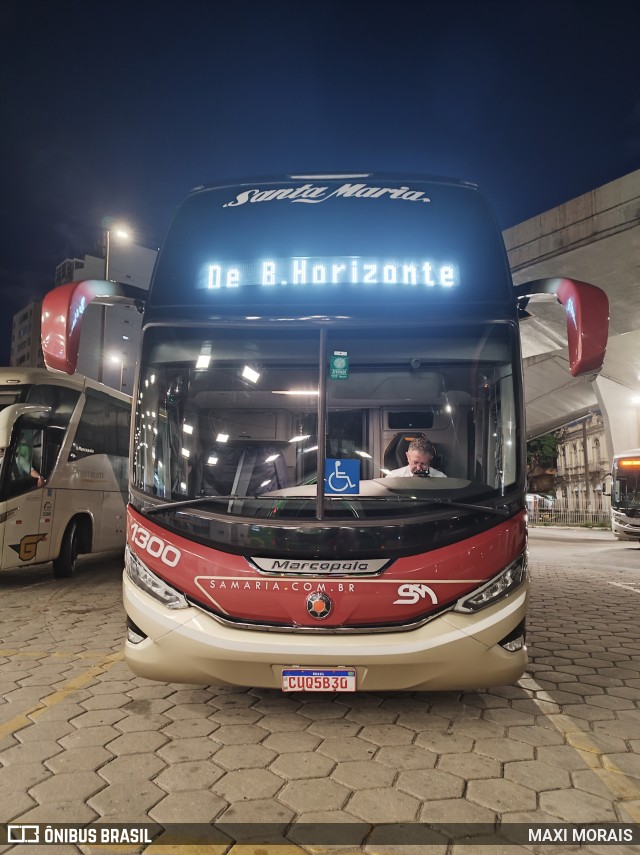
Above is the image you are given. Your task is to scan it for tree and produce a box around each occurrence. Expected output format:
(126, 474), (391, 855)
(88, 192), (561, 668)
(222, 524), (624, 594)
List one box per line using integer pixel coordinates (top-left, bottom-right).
(527, 433), (559, 473)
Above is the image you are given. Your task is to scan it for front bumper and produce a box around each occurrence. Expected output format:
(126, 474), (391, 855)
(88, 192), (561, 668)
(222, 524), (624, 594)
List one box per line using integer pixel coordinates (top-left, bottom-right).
(123, 573), (528, 691)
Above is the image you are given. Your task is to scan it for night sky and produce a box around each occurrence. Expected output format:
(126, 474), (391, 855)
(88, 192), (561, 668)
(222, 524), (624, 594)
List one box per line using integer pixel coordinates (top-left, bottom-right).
(1, 0), (639, 364)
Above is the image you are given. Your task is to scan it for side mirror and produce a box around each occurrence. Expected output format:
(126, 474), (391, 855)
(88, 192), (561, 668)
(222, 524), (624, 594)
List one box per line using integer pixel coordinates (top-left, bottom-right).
(601, 473), (612, 497)
(514, 278), (609, 377)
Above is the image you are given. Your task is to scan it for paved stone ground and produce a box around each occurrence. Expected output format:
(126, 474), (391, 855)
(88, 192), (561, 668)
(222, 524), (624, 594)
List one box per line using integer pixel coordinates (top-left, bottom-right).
(0, 530), (638, 854)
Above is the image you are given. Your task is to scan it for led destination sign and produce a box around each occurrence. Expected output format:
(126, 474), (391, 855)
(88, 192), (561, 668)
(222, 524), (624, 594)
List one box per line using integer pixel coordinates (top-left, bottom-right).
(204, 256), (459, 290)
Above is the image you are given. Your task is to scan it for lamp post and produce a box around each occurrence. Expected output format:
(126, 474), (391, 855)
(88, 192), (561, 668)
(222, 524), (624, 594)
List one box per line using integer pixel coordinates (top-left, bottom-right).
(104, 226), (130, 281)
(99, 224), (131, 383)
(110, 354), (125, 392)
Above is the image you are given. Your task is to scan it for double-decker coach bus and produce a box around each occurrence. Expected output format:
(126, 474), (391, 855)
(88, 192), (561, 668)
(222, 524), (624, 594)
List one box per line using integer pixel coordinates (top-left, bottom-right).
(41, 173), (608, 690)
(609, 450), (640, 540)
(0, 368), (130, 578)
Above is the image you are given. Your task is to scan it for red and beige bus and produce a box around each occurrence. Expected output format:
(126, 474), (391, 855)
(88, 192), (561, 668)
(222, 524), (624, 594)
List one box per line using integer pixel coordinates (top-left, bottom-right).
(41, 174), (608, 690)
(0, 368), (130, 578)
(610, 449), (640, 540)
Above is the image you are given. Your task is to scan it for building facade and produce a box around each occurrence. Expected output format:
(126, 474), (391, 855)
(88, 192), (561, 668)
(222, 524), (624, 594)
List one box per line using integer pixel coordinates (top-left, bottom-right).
(554, 412), (610, 513)
(10, 298), (44, 368)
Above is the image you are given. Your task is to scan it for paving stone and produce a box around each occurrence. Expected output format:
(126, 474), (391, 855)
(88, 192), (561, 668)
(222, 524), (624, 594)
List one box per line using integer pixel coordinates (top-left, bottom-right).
(30, 770), (106, 804)
(473, 737), (534, 762)
(216, 798), (294, 824)
(157, 736), (220, 763)
(69, 709), (128, 728)
(59, 725), (121, 749)
(331, 759), (395, 789)
(210, 724), (266, 745)
(508, 725), (565, 747)
(414, 730), (473, 754)
(12, 801), (98, 823)
(602, 752), (640, 779)
(539, 787), (618, 822)
(164, 703), (215, 720)
(45, 746), (113, 773)
(97, 752), (167, 783)
(154, 759), (225, 791)
(448, 719), (506, 740)
(466, 778), (537, 812)
(263, 731), (321, 754)
(358, 724), (414, 747)
(347, 787), (420, 823)
(437, 751), (502, 780)
(214, 743), (277, 770)
(106, 730), (169, 755)
(161, 718), (220, 739)
(397, 767), (465, 800)
(127, 685), (175, 701)
(252, 713), (310, 732)
(148, 790), (227, 823)
(279, 777), (350, 813)
(78, 693), (130, 711)
(365, 745), (437, 775)
(166, 688), (215, 705)
(295, 702), (349, 720)
(207, 691), (256, 709)
(344, 708), (398, 726)
(15, 720), (76, 743)
(0, 787), (38, 822)
(87, 781), (165, 817)
(504, 759), (571, 791)
(0, 761), (51, 790)
(419, 797), (496, 825)
(208, 708), (264, 726)
(213, 768), (285, 801)
(113, 712), (172, 732)
(307, 719), (362, 739)
(270, 750), (335, 780)
(0, 739), (62, 765)
(535, 745), (591, 771)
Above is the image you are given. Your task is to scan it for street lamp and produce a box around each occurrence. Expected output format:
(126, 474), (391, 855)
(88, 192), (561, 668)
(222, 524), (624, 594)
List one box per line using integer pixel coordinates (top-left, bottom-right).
(104, 225), (131, 282)
(110, 354), (125, 391)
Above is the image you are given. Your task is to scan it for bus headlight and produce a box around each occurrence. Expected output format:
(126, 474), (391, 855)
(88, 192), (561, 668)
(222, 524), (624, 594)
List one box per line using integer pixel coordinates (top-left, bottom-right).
(453, 554), (528, 613)
(125, 546), (188, 609)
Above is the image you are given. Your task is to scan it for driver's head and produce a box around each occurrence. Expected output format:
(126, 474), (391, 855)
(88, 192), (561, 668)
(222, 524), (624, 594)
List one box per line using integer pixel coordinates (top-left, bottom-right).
(405, 438), (436, 474)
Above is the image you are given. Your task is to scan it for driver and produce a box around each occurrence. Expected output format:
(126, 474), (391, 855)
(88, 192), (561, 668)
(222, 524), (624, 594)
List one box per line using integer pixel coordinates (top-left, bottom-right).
(386, 437), (445, 478)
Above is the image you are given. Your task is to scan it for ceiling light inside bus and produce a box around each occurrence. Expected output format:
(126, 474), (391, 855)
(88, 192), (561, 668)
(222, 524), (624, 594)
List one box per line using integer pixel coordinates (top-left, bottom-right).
(242, 366), (260, 383)
(196, 354), (211, 369)
(217, 433), (229, 442)
(181, 448), (190, 458)
(272, 390), (319, 396)
(207, 456), (218, 465)
(356, 450), (372, 458)
(303, 446), (318, 453)
(265, 454), (279, 463)
(289, 435), (311, 443)
(183, 423), (193, 434)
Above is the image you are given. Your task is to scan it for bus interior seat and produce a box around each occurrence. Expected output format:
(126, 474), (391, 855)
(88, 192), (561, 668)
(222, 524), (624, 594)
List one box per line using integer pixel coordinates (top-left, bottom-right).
(384, 433), (445, 472)
(194, 442), (288, 496)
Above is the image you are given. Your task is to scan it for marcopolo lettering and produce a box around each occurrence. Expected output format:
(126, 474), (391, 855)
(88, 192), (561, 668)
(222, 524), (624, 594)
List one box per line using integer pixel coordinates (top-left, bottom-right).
(250, 557), (390, 575)
(223, 183), (431, 207)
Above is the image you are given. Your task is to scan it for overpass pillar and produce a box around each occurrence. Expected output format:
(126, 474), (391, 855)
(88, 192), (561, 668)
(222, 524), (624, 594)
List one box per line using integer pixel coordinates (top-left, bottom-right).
(593, 375), (640, 462)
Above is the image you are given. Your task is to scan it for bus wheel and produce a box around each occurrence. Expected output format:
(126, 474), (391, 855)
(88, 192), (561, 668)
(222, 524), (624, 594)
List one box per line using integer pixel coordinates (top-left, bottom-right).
(53, 521), (80, 579)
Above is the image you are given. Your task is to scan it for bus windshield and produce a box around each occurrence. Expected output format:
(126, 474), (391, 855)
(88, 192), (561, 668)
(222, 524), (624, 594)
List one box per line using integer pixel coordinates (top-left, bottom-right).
(133, 321), (520, 525)
(612, 456), (640, 510)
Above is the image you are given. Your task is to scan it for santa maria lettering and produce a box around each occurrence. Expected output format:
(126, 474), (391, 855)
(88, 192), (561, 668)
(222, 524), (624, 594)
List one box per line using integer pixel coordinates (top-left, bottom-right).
(223, 182), (431, 207)
(205, 257), (458, 290)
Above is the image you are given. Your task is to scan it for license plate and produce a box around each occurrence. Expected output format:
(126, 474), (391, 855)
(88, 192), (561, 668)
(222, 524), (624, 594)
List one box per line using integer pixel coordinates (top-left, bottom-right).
(281, 668), (357, 692)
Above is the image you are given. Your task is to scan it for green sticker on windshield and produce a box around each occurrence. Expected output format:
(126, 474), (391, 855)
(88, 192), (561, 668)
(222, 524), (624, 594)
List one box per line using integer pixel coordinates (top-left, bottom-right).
(330, 352), (349, 380)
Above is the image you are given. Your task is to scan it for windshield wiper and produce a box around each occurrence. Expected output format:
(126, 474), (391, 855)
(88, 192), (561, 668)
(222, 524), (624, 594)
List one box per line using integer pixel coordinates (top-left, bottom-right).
(142, 495), (310, 515)
(141, 495), (510, 517)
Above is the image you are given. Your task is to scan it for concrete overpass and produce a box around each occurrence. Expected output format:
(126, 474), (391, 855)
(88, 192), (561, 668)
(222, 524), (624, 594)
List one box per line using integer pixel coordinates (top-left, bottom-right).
(505, 169), (640, 461)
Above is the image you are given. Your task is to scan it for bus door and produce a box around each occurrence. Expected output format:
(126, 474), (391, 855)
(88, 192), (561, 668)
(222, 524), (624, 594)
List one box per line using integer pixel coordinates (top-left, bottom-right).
(1, 417), (55, 568)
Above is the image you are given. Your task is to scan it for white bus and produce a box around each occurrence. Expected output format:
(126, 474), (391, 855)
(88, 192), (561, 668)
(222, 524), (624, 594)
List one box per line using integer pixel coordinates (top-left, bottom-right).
(0, 368), (131, 578)
(609, 449), (640, 540)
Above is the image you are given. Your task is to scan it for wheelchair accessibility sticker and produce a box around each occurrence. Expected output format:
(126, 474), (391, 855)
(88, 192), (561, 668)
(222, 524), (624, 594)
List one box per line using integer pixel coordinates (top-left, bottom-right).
(324, 459), (360, 494)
